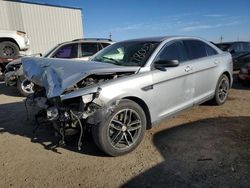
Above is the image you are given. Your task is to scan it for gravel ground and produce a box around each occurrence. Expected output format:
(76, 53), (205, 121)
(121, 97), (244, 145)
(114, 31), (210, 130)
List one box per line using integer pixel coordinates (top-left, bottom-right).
(0, 76), (249, 188)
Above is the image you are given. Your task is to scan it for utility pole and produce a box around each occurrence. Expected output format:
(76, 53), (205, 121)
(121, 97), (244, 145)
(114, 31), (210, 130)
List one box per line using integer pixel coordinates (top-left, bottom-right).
(220, 35), (223, 43)
(109, 32), (112, 40)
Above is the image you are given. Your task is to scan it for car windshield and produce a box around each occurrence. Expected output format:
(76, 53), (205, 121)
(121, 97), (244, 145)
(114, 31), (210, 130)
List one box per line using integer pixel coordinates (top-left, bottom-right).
(91, 41), (160, 67)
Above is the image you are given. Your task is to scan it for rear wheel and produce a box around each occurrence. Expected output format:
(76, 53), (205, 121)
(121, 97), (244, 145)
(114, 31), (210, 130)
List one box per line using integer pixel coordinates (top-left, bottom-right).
(211, 74), (230, 105)
(92, 99), (146, 156)
(17, 78), (34, 97)
(0, 41), (19, 59)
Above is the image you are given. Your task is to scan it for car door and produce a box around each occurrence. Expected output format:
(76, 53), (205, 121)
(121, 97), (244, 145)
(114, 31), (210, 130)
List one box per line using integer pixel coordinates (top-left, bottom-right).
(151, 40), (195, 120)
(183, 40), (219, 104)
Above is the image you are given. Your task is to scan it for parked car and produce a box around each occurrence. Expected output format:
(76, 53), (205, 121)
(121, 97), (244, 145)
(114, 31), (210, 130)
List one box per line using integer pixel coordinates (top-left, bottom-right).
(238, 62), (250, 84)
(215, 41), (250, 70)
(0, 30), (30, 58)
(0, 30), (30, 73)
(23, 36), (233, 156)
(5, 38), (114, 96)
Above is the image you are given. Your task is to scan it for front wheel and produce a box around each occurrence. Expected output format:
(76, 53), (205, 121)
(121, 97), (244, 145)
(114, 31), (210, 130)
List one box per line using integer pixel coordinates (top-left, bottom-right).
(0, 41), (19, 59)
(92, 99), (147, 156)
(17, 78), (34, 97)
(211, 74), (230, 105)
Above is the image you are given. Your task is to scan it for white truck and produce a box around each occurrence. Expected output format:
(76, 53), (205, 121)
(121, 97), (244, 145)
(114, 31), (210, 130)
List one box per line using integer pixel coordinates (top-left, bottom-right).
(0, 30), (30, 59)
(0, 30), (30, 74)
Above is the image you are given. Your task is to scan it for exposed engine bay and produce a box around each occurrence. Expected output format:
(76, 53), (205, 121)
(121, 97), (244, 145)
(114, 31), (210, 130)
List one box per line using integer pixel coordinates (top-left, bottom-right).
(26, 69), (136, 150)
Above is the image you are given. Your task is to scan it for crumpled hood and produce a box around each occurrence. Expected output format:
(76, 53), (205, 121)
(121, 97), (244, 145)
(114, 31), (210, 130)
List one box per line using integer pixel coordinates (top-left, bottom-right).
(22, 57), (139, 98)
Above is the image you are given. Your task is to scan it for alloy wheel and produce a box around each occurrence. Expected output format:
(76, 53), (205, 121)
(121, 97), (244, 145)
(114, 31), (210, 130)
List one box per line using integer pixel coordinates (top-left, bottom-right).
(21, 79), (34, 94)
(108, 109), (142, 150)
(218, 77), (229, 103)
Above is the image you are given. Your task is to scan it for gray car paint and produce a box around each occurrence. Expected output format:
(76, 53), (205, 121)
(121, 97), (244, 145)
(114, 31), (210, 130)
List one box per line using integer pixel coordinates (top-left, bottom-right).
(22, 36), (233, 125)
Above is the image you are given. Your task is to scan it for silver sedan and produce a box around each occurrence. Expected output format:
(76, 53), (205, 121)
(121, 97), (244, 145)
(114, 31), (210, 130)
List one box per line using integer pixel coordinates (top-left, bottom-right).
(23, 36), (233, 156)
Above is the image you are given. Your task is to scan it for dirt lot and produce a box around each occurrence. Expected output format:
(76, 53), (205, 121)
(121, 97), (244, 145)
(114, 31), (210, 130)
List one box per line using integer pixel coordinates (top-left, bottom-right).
(0, 75), (250, 188)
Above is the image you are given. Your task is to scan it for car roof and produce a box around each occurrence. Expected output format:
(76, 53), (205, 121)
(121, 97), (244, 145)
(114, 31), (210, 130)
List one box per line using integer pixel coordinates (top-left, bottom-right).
(59, 38), (114, 46)
(216, 41), (250, 45)
(121, 35), (208, 42)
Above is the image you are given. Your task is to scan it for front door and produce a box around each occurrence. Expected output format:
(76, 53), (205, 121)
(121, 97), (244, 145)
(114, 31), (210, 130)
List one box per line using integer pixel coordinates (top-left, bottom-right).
(151, 40), (195, 120)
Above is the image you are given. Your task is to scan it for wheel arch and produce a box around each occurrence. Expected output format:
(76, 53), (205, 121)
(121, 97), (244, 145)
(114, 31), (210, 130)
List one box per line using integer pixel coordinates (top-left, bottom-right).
(0, 37), (20, 49)
(221, 71), (232, 87)
(123, 96), (152, 129)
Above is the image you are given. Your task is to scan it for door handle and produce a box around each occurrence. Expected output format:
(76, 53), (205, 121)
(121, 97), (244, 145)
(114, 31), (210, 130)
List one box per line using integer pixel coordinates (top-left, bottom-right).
(185, 66), (192, 72)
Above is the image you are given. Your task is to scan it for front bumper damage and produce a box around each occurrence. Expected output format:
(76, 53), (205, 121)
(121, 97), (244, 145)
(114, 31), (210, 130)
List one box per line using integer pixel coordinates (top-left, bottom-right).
(26, 86), (120, 150)
(27, 88), (100, 150)
(22, 57), (137, 150)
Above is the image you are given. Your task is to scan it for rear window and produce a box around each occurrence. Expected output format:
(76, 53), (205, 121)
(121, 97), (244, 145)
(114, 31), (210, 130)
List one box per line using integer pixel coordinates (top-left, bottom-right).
(101, 43), (111, 48)
(80, 43), (98, 57)
(184, 40), (217, 60)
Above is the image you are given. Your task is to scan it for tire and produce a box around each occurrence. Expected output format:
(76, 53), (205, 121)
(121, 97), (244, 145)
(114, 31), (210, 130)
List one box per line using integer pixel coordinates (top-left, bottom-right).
(0, 41), (19, 59)
(17, 78), (34, 97)
(92, 99), (147, 156)
(211, 74), (230, 105)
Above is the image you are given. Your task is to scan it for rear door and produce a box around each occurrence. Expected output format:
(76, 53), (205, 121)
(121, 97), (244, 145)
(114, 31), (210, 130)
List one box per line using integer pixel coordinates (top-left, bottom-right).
(183, 40), (219, 104)
(151, 40), (195, 119)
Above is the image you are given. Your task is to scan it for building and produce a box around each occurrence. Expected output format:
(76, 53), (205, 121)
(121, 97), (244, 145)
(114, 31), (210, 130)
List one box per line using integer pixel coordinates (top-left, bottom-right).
(0, 0), (83, 54)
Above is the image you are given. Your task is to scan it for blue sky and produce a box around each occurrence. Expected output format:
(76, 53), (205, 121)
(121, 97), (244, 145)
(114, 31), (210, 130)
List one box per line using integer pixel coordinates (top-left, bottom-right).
(26, 0), (250, 42)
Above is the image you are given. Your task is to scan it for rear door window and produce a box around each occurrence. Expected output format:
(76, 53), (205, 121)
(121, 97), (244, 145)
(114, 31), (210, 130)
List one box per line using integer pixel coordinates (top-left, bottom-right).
(183, 40), (207, 60)
(53, 43), (78, 58)
(205, 43), (218, 56)
(157, 41), (188, 63)
(80, 43), (98, 57)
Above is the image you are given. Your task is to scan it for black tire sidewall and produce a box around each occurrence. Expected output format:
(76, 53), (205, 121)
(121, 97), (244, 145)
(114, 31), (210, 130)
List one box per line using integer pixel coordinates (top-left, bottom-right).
(0, 41), (19, 58)
(214, 74), (230, 105)
(92, 99), (147, 156)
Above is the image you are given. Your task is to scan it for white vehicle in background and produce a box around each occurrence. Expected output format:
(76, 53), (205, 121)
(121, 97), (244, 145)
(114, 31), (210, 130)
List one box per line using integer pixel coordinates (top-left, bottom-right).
(4, 38), (114, 96)
(0, 30), (30, 58)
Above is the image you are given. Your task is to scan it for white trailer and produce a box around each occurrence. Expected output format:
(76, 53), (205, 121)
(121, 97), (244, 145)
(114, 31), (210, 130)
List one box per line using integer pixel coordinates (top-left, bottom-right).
(0, 0), (83, 54)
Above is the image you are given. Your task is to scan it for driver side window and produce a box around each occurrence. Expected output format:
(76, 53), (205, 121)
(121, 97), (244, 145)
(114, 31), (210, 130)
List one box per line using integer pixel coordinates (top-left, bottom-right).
(53, 44), (78, 59)
(157, 41), (188, 63)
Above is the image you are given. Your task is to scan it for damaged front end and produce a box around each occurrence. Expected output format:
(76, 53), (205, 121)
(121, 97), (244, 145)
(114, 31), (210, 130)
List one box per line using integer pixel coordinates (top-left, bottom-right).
(28, 87), (102, 150)
(22, 57), (138, 150)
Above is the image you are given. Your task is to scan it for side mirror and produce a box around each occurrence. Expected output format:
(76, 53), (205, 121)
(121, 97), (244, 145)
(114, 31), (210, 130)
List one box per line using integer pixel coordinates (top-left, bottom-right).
(154, 59), (179, 70)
